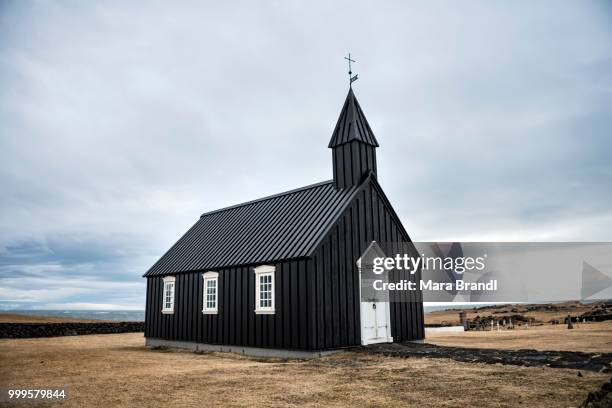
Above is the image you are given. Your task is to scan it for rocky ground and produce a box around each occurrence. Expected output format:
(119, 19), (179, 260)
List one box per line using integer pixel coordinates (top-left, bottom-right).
(580, 378), (612, 408)
(0, 322), (144, 338)
(360, 342), (611, 372)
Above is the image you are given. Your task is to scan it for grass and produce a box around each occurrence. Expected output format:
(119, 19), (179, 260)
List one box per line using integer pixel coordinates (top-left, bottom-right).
(1, 333), (609, 407)
(426, 320), (612, 353)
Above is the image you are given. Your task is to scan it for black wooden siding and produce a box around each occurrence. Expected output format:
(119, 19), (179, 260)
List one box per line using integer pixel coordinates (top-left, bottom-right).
(145, 259), (316, 350)
(310, 178), (424, 348)
(332, 140), (377, 189)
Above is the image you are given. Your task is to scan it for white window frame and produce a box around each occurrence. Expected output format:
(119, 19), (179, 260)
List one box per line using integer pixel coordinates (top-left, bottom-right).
(202, 271), (219, 314)
(162, 276), (176, 314)
(254, 265), (275, 314)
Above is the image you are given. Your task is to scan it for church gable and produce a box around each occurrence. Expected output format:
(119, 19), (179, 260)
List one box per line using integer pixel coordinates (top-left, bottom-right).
(308, 176), (420, 348)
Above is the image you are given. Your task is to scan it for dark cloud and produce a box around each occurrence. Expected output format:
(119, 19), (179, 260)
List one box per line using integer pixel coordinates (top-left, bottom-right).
(1, 1), (611, 309)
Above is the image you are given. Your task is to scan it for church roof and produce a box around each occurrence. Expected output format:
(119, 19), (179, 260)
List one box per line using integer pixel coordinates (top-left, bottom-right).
(328, 88), (379, 148)
(143, 180), (361, 276)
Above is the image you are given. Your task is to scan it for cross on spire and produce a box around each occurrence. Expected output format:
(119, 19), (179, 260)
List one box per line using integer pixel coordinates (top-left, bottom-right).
(344, 53), (358, 86)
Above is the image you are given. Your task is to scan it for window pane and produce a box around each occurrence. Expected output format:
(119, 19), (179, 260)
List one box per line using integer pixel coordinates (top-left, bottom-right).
(256, 272), (273, 310)
(162, 281), (175, 311)
(204, 278), (217, 310)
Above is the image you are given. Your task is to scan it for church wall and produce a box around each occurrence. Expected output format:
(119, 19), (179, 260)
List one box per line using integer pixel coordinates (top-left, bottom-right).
(144, 258), (316, 350)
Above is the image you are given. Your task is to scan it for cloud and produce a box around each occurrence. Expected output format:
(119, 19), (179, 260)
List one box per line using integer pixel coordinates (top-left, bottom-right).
(0, 1), (611, 309)
(0, 236), (145, 309)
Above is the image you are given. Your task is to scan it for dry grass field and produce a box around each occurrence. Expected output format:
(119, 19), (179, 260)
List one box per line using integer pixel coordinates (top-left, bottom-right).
(0, 313), (103, 324)
(0, 333), (609, 407)
(426, 320), (612, 353)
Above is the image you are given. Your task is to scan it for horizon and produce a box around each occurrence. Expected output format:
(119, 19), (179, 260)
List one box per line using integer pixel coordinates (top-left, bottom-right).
(3, 299), (610, 313)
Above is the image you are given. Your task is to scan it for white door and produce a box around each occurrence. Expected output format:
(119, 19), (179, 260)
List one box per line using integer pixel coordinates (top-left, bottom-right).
(360, 300), (391, 345)
(358, 241), (394, 345)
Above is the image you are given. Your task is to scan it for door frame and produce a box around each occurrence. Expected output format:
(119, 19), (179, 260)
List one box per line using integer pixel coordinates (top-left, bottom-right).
(357, 241), (393, 345)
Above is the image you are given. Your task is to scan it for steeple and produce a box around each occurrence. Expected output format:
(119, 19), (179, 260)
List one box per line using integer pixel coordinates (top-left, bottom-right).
(329, 88), (379, 189)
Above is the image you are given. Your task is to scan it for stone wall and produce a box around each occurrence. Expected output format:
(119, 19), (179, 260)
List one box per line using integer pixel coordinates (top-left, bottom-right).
(0, 322), (144, 338)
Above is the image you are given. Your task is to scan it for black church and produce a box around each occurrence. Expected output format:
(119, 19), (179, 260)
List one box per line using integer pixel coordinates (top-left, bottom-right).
(143, 87), (424, 356)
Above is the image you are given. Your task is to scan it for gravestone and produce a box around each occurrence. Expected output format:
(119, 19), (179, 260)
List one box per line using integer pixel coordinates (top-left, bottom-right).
(566, 314), (573, 329)
(459, 311), (468, 331)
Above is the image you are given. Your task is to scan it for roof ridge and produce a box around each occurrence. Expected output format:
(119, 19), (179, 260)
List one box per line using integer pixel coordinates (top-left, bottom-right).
(200, 180), (334, 218)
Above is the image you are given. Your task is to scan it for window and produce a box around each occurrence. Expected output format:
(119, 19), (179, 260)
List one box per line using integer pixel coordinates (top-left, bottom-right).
(162, 276), (175, 314)
(202, 272), (219, 314)
(254, 265), (275, 314)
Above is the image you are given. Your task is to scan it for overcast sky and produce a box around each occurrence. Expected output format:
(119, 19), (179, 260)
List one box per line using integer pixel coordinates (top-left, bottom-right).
(1, 1), (611, 310)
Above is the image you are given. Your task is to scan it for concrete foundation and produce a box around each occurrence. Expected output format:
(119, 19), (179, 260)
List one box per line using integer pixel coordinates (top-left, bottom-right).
(145, 337), (341, 359)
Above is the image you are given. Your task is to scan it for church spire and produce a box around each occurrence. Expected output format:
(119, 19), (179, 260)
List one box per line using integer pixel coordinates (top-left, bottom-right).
(329, 88), (379, 190)
(328, 88), (379, 148)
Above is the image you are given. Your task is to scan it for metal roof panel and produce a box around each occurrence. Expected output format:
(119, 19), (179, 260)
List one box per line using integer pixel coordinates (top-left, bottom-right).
(143, 180), (359, 276)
